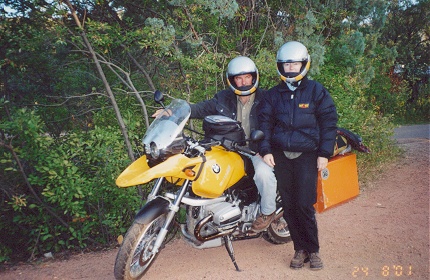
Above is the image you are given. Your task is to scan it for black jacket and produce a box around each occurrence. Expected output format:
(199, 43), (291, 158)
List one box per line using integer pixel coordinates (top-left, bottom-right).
(190, 88), (266, 151)
(259, 77), (338, 158)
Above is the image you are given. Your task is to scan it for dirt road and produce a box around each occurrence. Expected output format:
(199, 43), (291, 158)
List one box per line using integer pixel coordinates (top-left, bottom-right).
(1, 131), (429, 279)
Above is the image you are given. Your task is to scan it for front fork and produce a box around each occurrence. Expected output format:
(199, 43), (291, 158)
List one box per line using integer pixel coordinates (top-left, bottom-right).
(146, 177), (164, 202)
(150, 178), (191, 255)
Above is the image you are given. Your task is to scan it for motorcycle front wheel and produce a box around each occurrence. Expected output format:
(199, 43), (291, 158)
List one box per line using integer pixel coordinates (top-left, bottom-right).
(114, 213), (167, 280)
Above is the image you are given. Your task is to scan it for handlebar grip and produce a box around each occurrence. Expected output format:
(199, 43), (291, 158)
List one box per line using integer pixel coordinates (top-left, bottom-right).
(234, 144), (257, 156)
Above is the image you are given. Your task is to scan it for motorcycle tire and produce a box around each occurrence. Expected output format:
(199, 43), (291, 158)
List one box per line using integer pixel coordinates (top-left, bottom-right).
(263, 210), (292, 244)
(114, 213), (167, 280)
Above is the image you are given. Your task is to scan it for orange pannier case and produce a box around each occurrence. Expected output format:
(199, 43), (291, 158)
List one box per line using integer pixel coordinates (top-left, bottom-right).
(314, 153), (359, 213)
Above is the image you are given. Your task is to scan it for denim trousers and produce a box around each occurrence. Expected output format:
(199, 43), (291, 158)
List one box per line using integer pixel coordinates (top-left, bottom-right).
(251, 155), (277, 215)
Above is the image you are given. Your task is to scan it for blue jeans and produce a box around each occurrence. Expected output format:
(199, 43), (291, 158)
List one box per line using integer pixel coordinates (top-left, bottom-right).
(251, 155), (277, 215)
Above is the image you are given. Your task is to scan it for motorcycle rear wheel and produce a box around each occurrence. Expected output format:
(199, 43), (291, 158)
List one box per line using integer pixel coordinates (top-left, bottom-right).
(264, 210), (291, 244)
(114, 214), (167, 280)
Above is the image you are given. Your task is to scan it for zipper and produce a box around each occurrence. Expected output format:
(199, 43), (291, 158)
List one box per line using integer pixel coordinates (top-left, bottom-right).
(288, 92), (295, 148)
(290, 92), (295, 126)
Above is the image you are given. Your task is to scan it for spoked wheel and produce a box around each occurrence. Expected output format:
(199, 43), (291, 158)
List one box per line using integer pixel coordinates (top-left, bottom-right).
(114, 214), (167, 280)
(264, 210), (291, 244)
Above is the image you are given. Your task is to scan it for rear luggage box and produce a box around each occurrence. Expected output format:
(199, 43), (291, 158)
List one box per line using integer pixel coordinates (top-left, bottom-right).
(314, 153), (359, 213)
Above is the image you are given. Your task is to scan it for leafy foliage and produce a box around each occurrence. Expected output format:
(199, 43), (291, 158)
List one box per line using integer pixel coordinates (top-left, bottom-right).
(1, 107), (142, 261)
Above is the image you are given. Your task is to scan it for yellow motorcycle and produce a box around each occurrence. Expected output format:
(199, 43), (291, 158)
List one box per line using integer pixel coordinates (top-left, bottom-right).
(114, 91), (290, 280)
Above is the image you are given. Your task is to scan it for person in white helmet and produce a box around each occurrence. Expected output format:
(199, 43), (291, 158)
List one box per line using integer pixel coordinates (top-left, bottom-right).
(259, 41), (338, 270)
(152, 56), (277, 232)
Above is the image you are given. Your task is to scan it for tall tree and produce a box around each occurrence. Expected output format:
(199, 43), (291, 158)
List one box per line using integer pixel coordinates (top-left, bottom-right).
(381, 0), (430, 104)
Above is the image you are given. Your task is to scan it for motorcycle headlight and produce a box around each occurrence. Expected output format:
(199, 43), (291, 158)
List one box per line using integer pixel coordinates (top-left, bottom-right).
(149, 142), (160, 159)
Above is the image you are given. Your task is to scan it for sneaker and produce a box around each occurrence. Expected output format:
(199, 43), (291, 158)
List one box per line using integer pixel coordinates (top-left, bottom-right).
(290, 250), (309, 269)
(309, 252), (323, 270)
(251, 212), (275, 232)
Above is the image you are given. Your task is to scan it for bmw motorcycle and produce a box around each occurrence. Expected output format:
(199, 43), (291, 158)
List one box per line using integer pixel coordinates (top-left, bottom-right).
(113, 91), (290, 280)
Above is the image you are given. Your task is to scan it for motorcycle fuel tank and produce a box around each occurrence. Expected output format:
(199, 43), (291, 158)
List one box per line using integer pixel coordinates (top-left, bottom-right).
(192, 146), (246, 198)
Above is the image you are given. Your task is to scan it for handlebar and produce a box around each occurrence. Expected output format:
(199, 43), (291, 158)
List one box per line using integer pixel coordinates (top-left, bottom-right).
(219, 138), (256, 156)
(233, 143), (257, 157)
(189, 137), (256, 157)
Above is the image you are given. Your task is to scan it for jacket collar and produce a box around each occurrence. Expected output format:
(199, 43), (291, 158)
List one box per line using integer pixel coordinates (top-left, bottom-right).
(277, 77), (309, 93)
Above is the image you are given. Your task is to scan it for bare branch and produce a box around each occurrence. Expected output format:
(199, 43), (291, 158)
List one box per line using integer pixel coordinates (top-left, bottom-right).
(63, 0), (136, 163)
(184, 7), (210, 53)
(95, 53), (150, 128)
(32, 93), (108, 107)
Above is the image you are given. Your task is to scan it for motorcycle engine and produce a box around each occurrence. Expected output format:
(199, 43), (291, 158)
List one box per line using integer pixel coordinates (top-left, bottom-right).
(183, 201), (241, 244)
(208, 202), (242, 226)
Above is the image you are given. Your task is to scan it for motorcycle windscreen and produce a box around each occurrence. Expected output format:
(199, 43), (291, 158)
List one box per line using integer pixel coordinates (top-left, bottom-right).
(191, 147), (246, 198)
(142, 99), (190, 151)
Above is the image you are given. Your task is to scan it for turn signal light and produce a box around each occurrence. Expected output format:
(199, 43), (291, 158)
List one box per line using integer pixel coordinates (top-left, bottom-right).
(184, 168), (195, 177)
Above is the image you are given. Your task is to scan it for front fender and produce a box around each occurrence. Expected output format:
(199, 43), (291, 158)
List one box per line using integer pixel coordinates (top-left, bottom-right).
(116, 154), (203, 187)
(134, 197), (170, 224)
(116, 155), (150, 187)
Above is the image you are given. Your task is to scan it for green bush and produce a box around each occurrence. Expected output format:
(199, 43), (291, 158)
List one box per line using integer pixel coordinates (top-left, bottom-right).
(0, 108), (143, 261)
(313, 36), (401, 178)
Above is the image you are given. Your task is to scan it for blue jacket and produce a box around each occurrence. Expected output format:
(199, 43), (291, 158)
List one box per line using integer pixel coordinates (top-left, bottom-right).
(259, 78), (338, 158)
(190, 88), (266, 151)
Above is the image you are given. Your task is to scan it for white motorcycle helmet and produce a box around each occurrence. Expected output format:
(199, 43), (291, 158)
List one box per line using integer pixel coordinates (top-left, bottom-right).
(276, 41), (311, 83)
(226, 56), (259, 96)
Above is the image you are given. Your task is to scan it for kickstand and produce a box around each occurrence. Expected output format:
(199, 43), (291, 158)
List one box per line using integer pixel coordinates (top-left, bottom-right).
(223, 235), (240, 271)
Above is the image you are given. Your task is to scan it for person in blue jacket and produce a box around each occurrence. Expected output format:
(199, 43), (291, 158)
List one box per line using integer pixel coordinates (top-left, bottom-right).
(259, 41), (338, 270)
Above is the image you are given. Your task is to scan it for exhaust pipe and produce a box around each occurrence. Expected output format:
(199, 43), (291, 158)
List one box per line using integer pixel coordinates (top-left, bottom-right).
(194, 214), (236, 242)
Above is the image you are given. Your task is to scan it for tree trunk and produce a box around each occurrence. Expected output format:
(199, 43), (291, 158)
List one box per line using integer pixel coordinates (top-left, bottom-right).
(64, 0), (135, 162)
